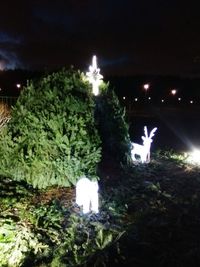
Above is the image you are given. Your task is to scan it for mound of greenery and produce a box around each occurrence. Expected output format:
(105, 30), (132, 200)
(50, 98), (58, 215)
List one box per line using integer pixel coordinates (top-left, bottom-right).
(0, 69), (101, 189)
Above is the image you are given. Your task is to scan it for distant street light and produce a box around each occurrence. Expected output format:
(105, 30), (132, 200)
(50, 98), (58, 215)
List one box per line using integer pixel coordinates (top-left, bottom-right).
(171, 89), (177, 95)
(143, 83), (150, 91)
(143, 83), (150, 102)
(16, 83), (21, 88)
(143, 83), (150, 98)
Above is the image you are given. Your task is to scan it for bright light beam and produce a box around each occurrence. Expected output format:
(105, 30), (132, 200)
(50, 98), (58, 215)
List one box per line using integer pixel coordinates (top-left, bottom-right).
(187, 149), (200, 164)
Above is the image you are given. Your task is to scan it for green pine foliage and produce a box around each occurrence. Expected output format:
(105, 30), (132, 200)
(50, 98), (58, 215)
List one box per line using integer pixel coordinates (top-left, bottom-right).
(0, 69), (101, 189)
(95, 85), (131, 165)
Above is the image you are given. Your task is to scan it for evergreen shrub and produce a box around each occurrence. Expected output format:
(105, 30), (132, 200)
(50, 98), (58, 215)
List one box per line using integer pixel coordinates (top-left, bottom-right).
(95, 86), (131, 165)
(0, 69), (101, 188)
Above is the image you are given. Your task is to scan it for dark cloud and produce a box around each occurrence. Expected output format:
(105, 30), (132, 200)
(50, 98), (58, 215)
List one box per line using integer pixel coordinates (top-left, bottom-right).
(0, 32), (23, 69)
(1, 1), (200, 76)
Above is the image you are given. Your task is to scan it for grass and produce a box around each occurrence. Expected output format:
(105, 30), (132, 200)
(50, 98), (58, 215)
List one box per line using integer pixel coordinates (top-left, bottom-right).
(1, 150), (200, 266)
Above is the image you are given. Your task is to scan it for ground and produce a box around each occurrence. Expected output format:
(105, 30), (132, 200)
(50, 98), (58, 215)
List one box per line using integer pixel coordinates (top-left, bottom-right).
(94, 151), (200, 267)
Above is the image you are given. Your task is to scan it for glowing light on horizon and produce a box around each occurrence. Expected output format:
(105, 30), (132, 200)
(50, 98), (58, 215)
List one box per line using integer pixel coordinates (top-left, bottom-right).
(0, 61), (5, 71)
(86, 55), (103, 96)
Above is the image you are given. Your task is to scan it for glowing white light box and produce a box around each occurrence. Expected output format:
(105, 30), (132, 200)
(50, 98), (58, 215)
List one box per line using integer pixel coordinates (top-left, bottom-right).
(131, 126), (157, 163)
(86, 55), (103, 96)
(76, 176), (99, 214)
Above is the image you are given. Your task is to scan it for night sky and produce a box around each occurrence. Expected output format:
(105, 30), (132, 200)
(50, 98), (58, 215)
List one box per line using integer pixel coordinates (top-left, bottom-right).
(1, 1), (200, 76)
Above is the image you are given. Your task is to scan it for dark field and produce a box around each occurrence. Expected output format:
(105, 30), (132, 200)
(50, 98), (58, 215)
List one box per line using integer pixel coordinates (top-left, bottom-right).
(128, 106), (200, 152)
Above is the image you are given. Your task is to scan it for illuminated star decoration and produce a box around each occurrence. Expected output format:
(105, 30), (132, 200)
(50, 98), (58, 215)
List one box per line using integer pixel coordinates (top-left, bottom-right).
(86, 55), (103, 96)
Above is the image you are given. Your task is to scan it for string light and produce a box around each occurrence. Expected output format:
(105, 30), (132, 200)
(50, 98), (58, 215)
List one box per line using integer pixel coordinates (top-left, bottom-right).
(119, 96), (198, 105)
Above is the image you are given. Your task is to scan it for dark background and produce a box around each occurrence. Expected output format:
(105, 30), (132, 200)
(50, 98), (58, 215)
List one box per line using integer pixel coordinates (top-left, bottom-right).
(1, 1), (200, 77)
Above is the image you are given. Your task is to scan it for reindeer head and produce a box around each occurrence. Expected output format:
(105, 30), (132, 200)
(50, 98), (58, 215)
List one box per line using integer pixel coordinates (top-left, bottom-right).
(141, 126), (157, 149)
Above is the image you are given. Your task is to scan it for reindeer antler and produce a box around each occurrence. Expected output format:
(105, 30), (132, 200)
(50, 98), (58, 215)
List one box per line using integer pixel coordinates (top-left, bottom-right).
(144, 126), (148, 138)
(149, 127), (157, 139)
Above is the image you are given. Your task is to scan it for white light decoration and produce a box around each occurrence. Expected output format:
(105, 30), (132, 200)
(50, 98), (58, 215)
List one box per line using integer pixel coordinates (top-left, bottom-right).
(86, 55), (103, 96)
(148, 97), (151, 100)
(76, 176), (99, 214)
(178, 97), (181, 101)
(134, 98), (138, 102)
(161, 99), (165, 103)
(131, 126), (157, 163)
(123, 96), (126, 100)
(190, 100), (194, 104)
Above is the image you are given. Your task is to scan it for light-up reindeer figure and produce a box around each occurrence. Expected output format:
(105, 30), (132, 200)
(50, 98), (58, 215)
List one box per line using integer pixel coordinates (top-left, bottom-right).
(76, 176), (99, 214)
(131, 126), (157, 163)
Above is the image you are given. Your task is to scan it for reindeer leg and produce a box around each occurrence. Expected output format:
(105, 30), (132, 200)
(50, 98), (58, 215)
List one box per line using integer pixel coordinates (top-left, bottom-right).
(131, 151), (136, 161)
(147, 152), (150, 163)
